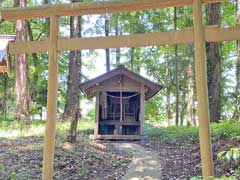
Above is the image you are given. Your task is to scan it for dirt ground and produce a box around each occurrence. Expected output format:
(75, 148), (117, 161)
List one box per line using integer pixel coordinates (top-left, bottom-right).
(0, 136), (131, 180)
(145, 139), (240, 180)
(1, 135), (239, 180)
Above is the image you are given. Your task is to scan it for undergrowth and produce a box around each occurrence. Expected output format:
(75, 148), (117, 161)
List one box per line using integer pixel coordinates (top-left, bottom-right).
(145, 120), (240, 143)
(0, 117), (94, 140)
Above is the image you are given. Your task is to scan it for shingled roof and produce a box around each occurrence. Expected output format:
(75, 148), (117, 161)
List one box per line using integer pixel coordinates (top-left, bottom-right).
(80, 65), (162, 100)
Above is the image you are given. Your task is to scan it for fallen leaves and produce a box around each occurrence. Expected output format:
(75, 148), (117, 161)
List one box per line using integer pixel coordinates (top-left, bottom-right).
(0, 135), (131, 180)
(144, 139), (240, 179)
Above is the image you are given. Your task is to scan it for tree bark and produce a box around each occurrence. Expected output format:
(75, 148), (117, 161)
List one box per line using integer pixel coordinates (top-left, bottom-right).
(26, 21), (39, 100)
(180, 68), (188, 126)
(130, 47), (134, 71)
(14, 0), (31, 125)
(166, 63), (172, 126)
(105, 15), (110, 72)
(0, 75), (8, 118)
(186, 64), (195, 125)
(232, 0), (240, 121)
(67, 105), (81, 142)
(115, 16), (121, 65)
(174, 7), (179, 125)
(206, 3), (221, 122)
(63, 7), (81, 121)
(66, 13), (82, 142)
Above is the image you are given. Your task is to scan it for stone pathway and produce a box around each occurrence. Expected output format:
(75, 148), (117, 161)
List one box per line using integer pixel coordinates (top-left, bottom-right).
(114, 143), (162, 180)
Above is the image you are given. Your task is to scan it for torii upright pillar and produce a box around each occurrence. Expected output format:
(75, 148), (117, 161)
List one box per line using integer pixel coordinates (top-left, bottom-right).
(192, 0), (214, 178)
(42, 15), (59, 180)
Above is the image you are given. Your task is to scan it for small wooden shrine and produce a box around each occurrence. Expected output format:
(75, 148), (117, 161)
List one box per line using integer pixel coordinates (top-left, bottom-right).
(0, 35), (15, 75)
(80, 65), (162, 140)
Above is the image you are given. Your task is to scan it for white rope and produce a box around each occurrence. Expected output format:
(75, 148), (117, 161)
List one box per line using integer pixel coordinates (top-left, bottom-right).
(102, 92), (140, 99)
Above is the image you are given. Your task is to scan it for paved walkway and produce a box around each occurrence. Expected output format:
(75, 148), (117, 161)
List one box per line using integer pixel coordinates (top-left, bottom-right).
(114, 143), (162, 180)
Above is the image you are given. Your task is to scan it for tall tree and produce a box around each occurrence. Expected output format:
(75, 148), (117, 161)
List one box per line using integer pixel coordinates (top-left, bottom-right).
(206, 3), (221, 122)
(130, 47), (134, 71)
(26, 21), (40, 100)
(174, 7), (179, 125)
(63, 2), (82, 122)
(115, 17), (121, 65)
(186, 64), (195, 125)
(66, 14), (82, 142)
(233, 0), (240, 121)
(166, 62), (172, 126)
(14, 0), (31, 125)
(105, 14), (110, 72)
(180, 68), (187, 125)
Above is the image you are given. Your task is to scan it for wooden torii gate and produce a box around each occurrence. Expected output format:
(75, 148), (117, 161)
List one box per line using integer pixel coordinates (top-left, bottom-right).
(0, 0), (239, 179)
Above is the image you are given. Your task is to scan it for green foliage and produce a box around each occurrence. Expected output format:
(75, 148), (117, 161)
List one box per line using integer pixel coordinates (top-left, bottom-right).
(85, 108), (95, 121)
(145, 94), (165, 121)
(211, 121), (240, 140)
(145, 122), (198, 143)
(217, 147), (240, 176)
(218, 148), (240, 162)
(145, 121), (240, 144)
(8, 172), (17, 180)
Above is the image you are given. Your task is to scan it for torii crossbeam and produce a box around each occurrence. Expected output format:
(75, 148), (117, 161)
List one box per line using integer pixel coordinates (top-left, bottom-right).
(0, 0), (238, 179)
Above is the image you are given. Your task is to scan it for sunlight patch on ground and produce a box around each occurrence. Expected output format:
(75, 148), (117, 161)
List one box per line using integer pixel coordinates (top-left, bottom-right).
(0, 120), (93, 140)
(0, 125), (45, 139)
(13, 143), (42, 153)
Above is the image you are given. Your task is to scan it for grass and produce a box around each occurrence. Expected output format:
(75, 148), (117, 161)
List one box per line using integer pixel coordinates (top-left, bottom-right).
(1, 115), (239, 144)
(145, 120), (240, 144)
(0, 117), (94, 140)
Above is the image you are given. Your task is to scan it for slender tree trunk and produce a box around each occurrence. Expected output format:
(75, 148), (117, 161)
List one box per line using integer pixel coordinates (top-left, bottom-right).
(186, 64), (195, 125)
(14, 0), (31, 125)
(174, 7), (179, 125)
(26, 21), (39, 99)
(115, 16), (120, 65)
(2, 75), (8, 118)
(165, 61), (172, 126)
(233, 0), (240, 121)
(206, 3), (221, 122)
(105, 15), (110, 72)
(63, 6), (81, 121)
(130, 47), (134, 71)
(180, 91), (186, 126)
(66, 13), (82, 142)
(180, 69), (188, 125)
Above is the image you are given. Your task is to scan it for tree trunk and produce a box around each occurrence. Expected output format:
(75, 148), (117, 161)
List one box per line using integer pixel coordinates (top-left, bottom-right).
(63, 9), (81, 121)
(130, 47), (134, 71)
(186, 64), (195, 125)
(1, 75), (8, 119)
(115, 16), (121, 65)
(180, 69), (188, 126)
(66, 13), (82, 142)
(206, 3), (221, 122)
(14, 0), (31, 125)
(174, 7), (179, 125)
(180, 91), (186, 126)
(26, 21), (39, 100)
(233, 0), (240, 121)
(105, 15), (110, 72)
(235, 41), (240, 121)
(67, 105), (81, 142)
(166, 63), (172, 126)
